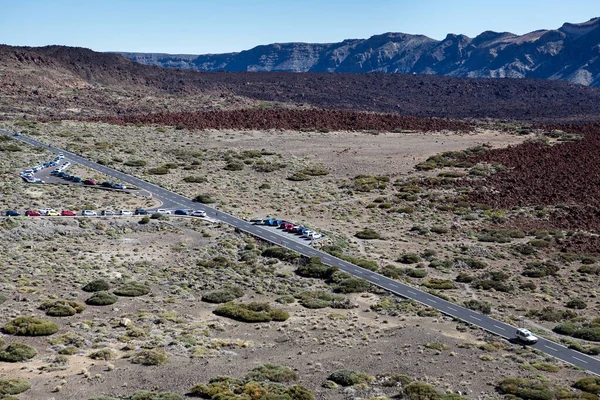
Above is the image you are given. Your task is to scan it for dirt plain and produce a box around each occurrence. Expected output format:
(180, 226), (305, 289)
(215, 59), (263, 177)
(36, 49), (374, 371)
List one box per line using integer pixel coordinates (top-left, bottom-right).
(1, 119), (599, 399)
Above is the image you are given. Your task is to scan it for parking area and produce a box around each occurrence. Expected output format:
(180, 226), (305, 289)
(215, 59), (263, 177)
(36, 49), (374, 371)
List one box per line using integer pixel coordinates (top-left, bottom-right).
(251, 219), (327, 247)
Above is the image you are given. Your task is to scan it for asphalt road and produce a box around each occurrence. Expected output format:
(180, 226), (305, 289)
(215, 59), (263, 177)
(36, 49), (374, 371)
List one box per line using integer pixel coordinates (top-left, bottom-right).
(3, 128), (600, 375)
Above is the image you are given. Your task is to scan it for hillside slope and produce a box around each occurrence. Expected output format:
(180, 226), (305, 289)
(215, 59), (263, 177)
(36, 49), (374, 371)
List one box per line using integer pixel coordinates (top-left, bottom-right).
(120, 17), (600, 87)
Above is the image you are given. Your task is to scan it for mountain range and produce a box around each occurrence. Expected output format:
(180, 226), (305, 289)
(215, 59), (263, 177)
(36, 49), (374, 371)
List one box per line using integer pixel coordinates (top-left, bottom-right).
(119, 17), (600, 86)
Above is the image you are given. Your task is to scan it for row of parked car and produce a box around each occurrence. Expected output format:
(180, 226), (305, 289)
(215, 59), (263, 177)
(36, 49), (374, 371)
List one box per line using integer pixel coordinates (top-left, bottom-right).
(5, 208), (208, 218)
(19, 153), (65, 183)
(252, 218), (323, 240)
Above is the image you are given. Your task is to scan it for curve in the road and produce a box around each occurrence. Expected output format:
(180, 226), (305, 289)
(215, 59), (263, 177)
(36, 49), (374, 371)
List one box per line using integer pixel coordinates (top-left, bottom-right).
(2, 128), (599, 375)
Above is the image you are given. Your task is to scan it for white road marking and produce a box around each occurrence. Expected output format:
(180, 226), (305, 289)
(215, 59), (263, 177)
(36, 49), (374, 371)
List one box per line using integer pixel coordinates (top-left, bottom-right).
(428, 299), (437, 303)
(371, 276), (380, 281)
(544, 345), (558, 352)
(572, 356), (588, 364)
(389, 283), (399, 288)
(470, 316), (482, 321)
(493, 325), (506, 331)
(407, 290), (417, 295)
(447, 306), (457, 311)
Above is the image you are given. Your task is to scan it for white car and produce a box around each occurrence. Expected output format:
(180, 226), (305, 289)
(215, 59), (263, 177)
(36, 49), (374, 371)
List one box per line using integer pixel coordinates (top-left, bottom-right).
(308, 232), (322, 240)
(191, 210), (207, 217)
(58, 154), (64, 159)
(39, 208), (57, 215)
(119, 210), (133, 216)
(156, 209), (171, 215)
(515, 328), (538, 344)
(82, 210), (97, 216)
(101, 210), (115, 216)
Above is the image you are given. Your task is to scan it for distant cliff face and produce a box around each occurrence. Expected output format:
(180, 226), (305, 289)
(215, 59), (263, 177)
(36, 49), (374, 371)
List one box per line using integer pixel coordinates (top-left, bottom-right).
(119, 17), (600, 86)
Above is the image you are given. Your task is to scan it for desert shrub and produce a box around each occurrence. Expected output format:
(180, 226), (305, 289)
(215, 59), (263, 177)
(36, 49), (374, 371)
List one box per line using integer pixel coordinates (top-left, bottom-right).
(430, 225), (450, 234)
(59, 346), (79, 355)
(89, 349), (116, 360)
(295, 291), (347, 309)
(194, 193), (216, 203)
(417, 307), (440, 317)
(320, 246), (379, 272)
(246, 363), (297, 383)
(148, 167), (169, 175)
(114, 282), (151, 297)
(423, 279), (453, 290)
(3, 316), (59, 336)
(464, 299), (491, 314)
(334, 277), (370, 293)
(0, 378), (31, 396)
(554, 320), (600, 342)
(269, 308), (290, 321)
(124, 160), (147, 167)
(86, 291), (118, 306)
(224, 161), (244, 171)
(381, 264), (402, 279)
(403, 381), (446, 400)
(531, 362), (560, 372)
(82, 279), (110, 292)
(287, 172), (311, 181)
(473, 271), (513, 292)
(355, 228), (381, 240)
(330, 270), (352, 283)
(296, 257), (337, 279)
(496, 378), (554, 400)
(183, 176), (207, 183)
(566, 298), (588, 309)
(573, 377), (600, 395)
(398, 253), (421, 264)
(130, 349), (169, 366)
(405, 268), (428, 278)
(39, 300), (86, 317)
(275, 295), (296, 304)
(214, 302), (288, 323)
(455, 272), (474, 283)
(477, 229), (524, 243)
(262, 246), (299, 262)
(522, 262), (559, 278)
(0, 342), (37, 362)
(299, 167), (329, 176)
(327, 370), (370, 386)
(202, 286), (244, 303)
(424, 342), (450, 351)
(567, 342), (600, 355)
(578, 265), (600, 275)
(527, 307), (576, 322)
(150, 212), (166, 220)
(139, 216), (150, 224)
(529, 239), (550, 248)
(129, 391), (184, 400)
(0, 292), (6, 304)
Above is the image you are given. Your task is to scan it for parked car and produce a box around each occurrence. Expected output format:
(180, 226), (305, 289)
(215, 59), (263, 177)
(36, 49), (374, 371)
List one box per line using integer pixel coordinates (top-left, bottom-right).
(101, 210), (115, 216)
(134, 208), (149, 215)
(14, 131), (21, 136)
(39, 208), (56, 215)
(112, 183), (126, 190)
(46, 210), (60, 216)
(61, 210), (76, 216)
(83, 179), (97, 185)
(156, 209), (171, 215)
(71, 177), (82, 183)
(51, 169), (60, 175)
(81, 210), (97, 216)
(191, 210), (207, 217)
(119, 210), (133, 216)
(101, 181), (113, 188)
(21, 169), (34, 175)
(308, 232), (322, 240)
(174, 209), (189, 215)
(57, 172), (68, 178)
(58, 154), (64, 159)
(301, 230), (313, 237)
(25, 210), (41, 216)
(5, 210), (21, 217)
(515, 328), (538, 344)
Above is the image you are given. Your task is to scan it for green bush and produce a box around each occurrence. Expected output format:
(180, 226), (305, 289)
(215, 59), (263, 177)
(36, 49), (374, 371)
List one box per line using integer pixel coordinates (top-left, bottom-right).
(455, 272), (474, 283)
(522, 262), (559, 278)
(89, 349), (116, 360)
(214, 302), (288, 323)
(269, 308), (290, 321)
(554, 320), (600, 341)
(287, 172), (311, 181)
(130, 349), (169, 366)
(0, 378), (31, 396)
(405, 268), (428, 278)
(39, 300), (86, 317)
(496, 378), (554, 400)
(573, 377), (600, 395)
(527, 307), (576, 322)
(262, 246), (299, 262)
(327, 370), (370, 386)
(3, 316), (59, 336)
(275, 295), (296, 304)
(224, 161), (244, 171)
(59, 345), (79, 355)
(202, 286), (245, 304)
(0, 342), (37, 362)
(531, 362), (560, 372)
(86, 291), (118, 306)
(124, 160), (147, 167)
(398, 253), (421, 264)
(148, 167), (169, 175)
(114, 282), (151, 297)
(355, 228), (381, 240)
(183, 176), (206, 183)
(403, 381), (447, 400)
(298, 167), (329, 176)
(194, 193), (216, 203)
(139, 216), (150, 224)
(334, 278), (370, 293)
(566, 298), (587, 309)
(129, 391), (184, 400)
(246, 363), (297, 383)
(578, 265), (600, 275)
(294, 291), (347, 309)
(424, 279), (454, 290)
(381, 264), (402, 279)
(0, 292), (6, 305)
(82, 279), (110, 292)
(296, 257), (337, 279)
(463, 299), (491, 314)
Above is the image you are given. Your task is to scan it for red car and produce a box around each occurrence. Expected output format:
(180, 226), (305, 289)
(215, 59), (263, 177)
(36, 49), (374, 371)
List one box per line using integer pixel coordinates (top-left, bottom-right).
(83, 179), (97, 185)
(25, 210), (41, 216)
(61, 210), (76, 216)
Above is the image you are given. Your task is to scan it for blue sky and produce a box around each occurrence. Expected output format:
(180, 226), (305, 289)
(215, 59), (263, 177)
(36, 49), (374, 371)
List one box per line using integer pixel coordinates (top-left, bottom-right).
(2, 0), (598, 54)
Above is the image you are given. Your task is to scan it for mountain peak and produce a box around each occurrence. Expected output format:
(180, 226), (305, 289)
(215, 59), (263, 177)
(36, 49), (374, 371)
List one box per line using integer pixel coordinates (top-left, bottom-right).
(560, 17), (600, 37)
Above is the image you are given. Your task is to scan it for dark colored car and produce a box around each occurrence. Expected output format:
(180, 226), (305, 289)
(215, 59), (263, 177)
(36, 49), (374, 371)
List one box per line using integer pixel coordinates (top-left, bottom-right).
(72, 176), (82, 183)
(134, 208), (149, 215)
(25, 210), (41, 216)
(174, 209), (189, 215)
(83, 179), (97, 185)
(61, 210), (76, 216)
(101, 181), (113, 188)
(57, 172), (68, 178)
(5, 210), (21, 216)
(112, 183), (126, 190)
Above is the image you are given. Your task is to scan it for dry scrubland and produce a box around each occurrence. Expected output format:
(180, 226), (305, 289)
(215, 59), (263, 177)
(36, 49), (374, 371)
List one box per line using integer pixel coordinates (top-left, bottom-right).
(1, 120), (600, 399)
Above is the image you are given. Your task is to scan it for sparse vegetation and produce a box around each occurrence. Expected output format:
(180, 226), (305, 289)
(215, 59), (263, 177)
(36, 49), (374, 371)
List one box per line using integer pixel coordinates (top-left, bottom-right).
(214, 302), (289, 323)
(39, 299), (86, 316)
(202, 286), (244, 303)
(3, 316), (59, 336)
(86, 291), (118, 306)
(82, 279), (110, 292)
(130, 349), (169, 366)
(0, 342), (37, 362)
(114, 281), (151, 297)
